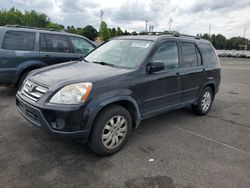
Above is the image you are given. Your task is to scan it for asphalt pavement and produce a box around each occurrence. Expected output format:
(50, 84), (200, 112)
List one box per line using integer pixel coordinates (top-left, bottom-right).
(0, 57), (249, 188)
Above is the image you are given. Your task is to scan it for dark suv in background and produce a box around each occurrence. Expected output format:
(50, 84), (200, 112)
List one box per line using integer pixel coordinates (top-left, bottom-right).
(16, 34), (221, 155)
(0, 25), (96, 86)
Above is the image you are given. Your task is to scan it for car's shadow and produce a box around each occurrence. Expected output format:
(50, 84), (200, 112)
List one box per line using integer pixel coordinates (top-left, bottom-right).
(0, 86), (18, 97)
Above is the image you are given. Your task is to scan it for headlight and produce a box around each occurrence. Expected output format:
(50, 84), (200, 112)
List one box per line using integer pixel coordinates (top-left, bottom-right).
(50, 82), (92, 104)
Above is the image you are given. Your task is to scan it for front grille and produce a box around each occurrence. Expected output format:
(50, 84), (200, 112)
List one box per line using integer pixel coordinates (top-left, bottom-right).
(21, 80), (49, 102)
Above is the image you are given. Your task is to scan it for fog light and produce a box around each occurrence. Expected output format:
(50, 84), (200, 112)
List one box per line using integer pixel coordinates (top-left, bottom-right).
(51, 118), (65, 130)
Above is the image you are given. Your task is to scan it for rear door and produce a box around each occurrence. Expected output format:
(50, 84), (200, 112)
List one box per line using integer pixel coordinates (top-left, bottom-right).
(39, 33), (75, 65)
(180, 41), (206, 102)
(69, 36), (95, 58)
(199, 43), (221, 93)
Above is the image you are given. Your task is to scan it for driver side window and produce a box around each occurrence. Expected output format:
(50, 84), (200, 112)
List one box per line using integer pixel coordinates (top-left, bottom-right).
(152, 41), (179, 70)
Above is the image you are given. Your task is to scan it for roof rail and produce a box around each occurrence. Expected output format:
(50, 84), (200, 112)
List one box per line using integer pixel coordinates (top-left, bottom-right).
(143, 31), (200, 40)
(5, 25), (63, 32)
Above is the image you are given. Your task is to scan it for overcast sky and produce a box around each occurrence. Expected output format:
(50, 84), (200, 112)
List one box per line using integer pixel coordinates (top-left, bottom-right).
(1, 0), (250, 38)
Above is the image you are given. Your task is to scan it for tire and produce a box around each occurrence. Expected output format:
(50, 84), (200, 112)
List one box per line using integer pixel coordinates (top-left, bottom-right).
(88, 105), (132, 156)
(192, 87), (213, 116)
(17, 70), (30, 88)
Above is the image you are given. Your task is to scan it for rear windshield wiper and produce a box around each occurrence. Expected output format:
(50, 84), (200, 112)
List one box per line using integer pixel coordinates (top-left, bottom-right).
(92, 61), (115, 67)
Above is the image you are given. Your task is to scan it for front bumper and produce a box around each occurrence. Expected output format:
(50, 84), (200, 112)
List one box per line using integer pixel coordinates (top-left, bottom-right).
(16, 94), (90, 141)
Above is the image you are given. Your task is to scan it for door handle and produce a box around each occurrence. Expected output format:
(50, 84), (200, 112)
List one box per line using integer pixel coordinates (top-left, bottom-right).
(43, 55), (50, 58)
(176, 72), (181, 79)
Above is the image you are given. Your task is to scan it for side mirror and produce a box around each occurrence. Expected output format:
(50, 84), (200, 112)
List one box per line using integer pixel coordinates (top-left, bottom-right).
(146, 62), (165, 74)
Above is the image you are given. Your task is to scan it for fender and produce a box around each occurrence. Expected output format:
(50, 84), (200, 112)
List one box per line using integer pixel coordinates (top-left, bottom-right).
(202, 80), (216, 93)
(194, 80), (216, 105)
(85, 95), (141, 130)
(14, 60), (47, 84)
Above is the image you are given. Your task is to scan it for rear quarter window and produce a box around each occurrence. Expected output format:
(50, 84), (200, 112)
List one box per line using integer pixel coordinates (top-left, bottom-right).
(199, 43), (219, 65)
(2, 31), (35, 51)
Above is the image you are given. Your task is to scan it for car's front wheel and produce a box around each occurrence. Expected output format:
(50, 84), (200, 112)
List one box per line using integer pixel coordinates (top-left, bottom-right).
(192, 87), (213, 116)
(88, 105), (132, 156)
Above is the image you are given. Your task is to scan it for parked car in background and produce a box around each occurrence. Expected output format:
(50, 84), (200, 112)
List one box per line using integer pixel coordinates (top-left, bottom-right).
(16, 34), (221, 155)
(0, 25), (96, 86)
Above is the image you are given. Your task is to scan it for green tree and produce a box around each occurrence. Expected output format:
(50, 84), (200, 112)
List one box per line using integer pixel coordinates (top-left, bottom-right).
(66, 25), (78, 34)
(225, 37), (248, 50)
(82, 25), (98, 40)
(99, 21), (111, 41)
(213, 34), (227, 49)
(124, 30), (130, 35)
(0, 8), (50, 27)
(207, 34), (227, 49)
(23, 10), (48, 27)
(116, 27), (123, 36)
(47, 22), (64, 30)
(201, 33), (211, 41)
(110, 27), (116, 37)
(0, 8), (23, 26)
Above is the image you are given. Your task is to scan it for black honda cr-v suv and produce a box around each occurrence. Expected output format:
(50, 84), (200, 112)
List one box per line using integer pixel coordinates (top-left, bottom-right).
(16, 34), (221, 155)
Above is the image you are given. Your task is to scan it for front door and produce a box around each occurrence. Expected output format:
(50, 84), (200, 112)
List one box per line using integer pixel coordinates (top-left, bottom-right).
(139, 40), (182, 117)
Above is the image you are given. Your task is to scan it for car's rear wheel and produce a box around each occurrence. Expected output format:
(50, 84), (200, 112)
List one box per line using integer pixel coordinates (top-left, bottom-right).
(88, 105), (132, 156)
(192, 87), (213, 116)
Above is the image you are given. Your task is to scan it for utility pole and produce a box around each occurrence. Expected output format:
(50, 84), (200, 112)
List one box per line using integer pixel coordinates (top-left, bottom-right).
(209, 24), (211, 37)
(169, 18), (173, 31)
(100, 10), (104, 23)
(243, 28), (247, 39)
(148, 25), (153, 32)
(145, 20), (148, 32)
(243, 28), (248, 51)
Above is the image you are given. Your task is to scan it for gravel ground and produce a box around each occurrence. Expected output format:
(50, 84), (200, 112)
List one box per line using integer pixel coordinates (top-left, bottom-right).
(0, 57), (250, 188)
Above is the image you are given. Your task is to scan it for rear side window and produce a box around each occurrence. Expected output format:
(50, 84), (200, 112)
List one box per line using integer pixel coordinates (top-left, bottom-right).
(199, 43), (218, 65)
(69, 37), (95, 54)
(182, 42), (202, 68)
(3, 31), (35, 51)
(40, 33), (70, 53)
(152, 41), (179, 70)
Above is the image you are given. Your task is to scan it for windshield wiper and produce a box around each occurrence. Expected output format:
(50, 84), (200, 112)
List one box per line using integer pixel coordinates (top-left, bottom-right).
(92, 61), (115, 67)
(80, 57), (89, 63)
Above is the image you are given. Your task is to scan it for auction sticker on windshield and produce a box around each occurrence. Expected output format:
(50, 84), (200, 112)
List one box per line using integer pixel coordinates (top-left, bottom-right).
(131, 42), (150, 48)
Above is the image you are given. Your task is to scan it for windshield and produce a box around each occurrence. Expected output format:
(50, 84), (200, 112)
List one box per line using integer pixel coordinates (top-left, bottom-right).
(84, 39), (153, 69)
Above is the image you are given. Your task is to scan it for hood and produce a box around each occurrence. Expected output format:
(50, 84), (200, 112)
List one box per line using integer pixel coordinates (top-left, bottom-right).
(30, 61), (132, 87)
